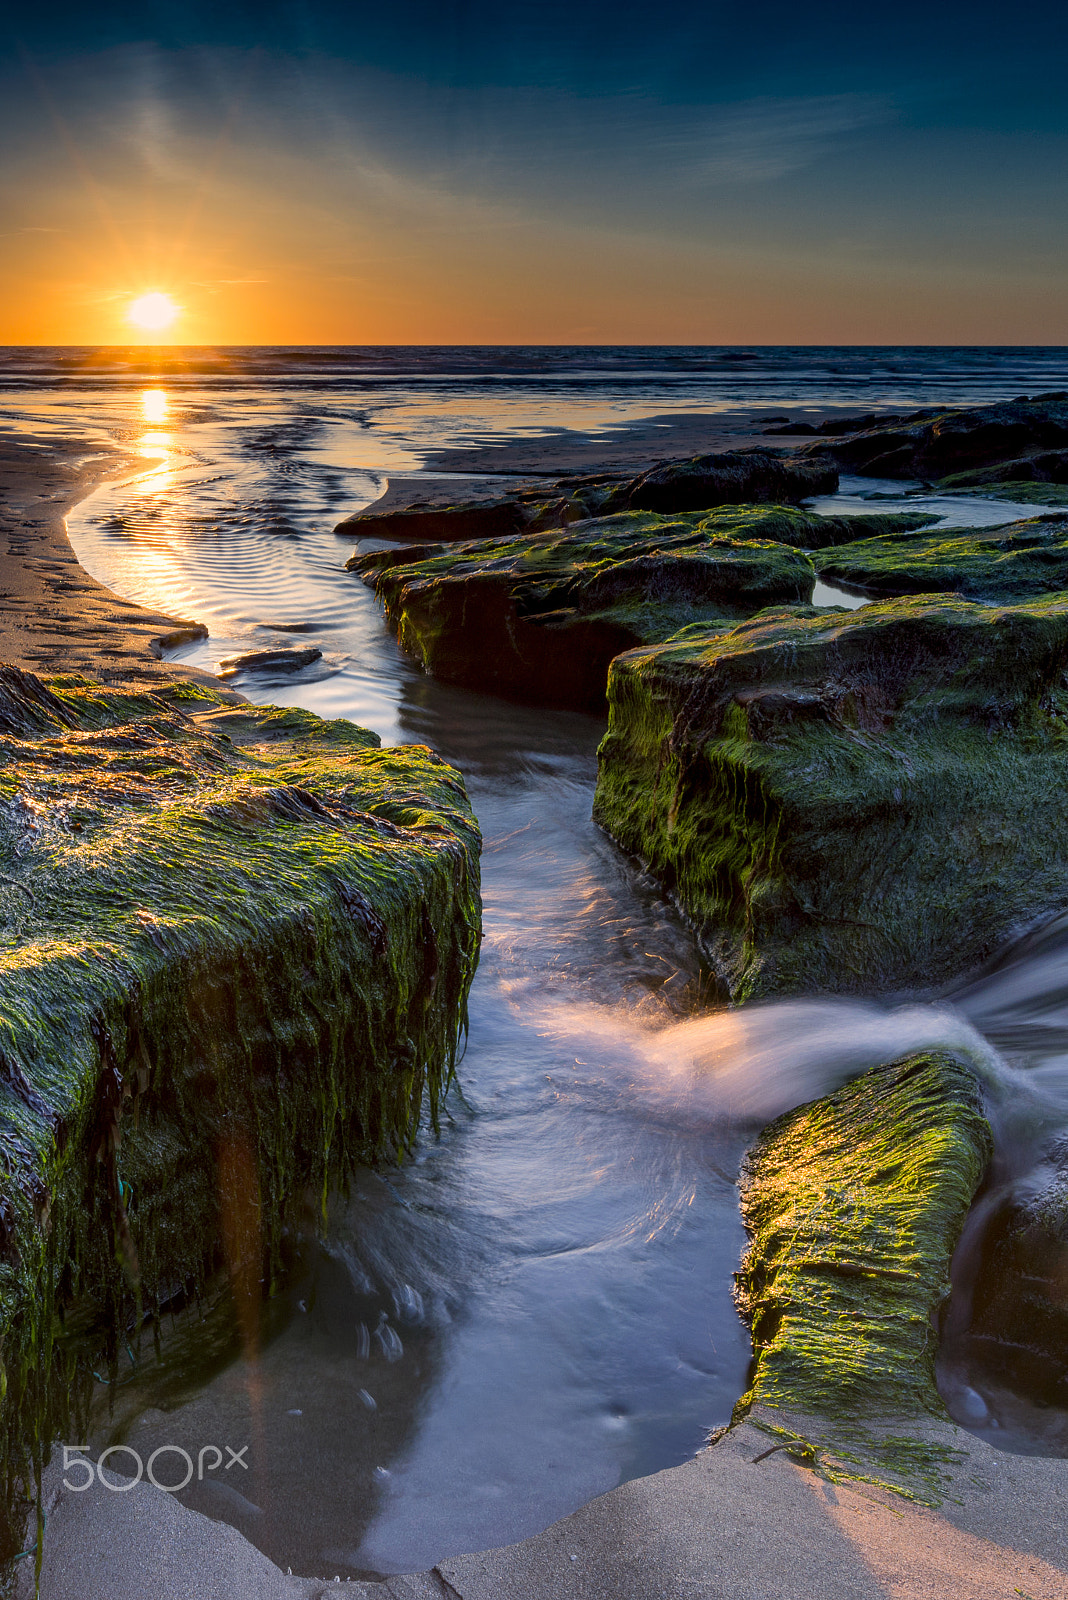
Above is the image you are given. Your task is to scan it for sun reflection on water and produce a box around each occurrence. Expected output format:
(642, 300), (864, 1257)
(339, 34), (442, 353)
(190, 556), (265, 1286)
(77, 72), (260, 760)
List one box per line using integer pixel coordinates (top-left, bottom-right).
(137, 391), (173, 492)
(141, 388), (168, 424)
(135, 429), (173, 496)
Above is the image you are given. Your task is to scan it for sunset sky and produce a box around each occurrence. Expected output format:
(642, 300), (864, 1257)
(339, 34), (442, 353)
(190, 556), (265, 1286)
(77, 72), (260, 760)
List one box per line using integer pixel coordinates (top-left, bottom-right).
(3, 0), (1067, 345)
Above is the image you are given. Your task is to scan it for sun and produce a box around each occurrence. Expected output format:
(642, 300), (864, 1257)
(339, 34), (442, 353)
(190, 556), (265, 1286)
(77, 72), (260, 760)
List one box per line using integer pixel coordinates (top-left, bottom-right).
(127, 292), (181, 333)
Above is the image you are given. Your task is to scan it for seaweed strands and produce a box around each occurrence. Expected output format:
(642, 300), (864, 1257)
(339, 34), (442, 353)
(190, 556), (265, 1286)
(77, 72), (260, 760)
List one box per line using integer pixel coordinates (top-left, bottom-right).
(0, 672), (482, 1562)
(734, 1052), (992, 1423)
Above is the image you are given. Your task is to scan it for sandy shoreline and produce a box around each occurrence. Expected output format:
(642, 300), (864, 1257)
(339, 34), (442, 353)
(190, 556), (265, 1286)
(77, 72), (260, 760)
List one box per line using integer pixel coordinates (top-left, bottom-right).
(0, 432), (218, 687)
(22, 1407), (1068, 1600)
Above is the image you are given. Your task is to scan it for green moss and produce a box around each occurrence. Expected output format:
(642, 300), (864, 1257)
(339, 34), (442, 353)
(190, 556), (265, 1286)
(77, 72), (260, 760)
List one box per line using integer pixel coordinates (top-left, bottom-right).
(594, 593), (1068, 998)
(945, 481), (1068, 507)
(347, 504), (946, 713)
(349, 508), (824, 710)
(706, 509), (940, 549)
(745, 1417), (970, 1507)
(734, 1053), (992, 1421)
(0, 669), (481, 1557)
(350, 504), (818, 589)
(872, 1434), (969, 1489)
(814, 513), (1068, 601)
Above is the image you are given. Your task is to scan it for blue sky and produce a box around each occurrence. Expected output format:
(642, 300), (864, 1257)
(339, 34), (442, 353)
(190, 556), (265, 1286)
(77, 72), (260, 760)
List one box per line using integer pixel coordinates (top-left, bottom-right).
(3, 1), (1067, 341)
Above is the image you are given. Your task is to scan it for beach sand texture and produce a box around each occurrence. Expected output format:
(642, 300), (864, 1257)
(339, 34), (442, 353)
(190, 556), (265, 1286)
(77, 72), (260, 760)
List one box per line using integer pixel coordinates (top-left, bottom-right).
(0, 434), (213, 686)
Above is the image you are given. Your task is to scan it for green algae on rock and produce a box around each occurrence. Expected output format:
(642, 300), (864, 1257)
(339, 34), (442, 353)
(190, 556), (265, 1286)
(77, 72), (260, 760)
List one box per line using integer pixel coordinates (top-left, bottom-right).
(350, 508), (820, 710)
(814, 512), (1068, 602)
(735, 1053), (991, 1420)
(341, 487), (935, 555)
(936, 451), (1068, 493)
(947, 481), (1068, 508)
(629, 505), (938, 552)
(744, 509), (940, 547)
(594, 593), (1068, 999)
(0, 669), (481, 1557)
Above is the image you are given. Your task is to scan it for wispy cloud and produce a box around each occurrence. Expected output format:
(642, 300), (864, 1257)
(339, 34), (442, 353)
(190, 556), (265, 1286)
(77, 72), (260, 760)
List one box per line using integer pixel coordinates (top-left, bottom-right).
(680, 94), (893, 185)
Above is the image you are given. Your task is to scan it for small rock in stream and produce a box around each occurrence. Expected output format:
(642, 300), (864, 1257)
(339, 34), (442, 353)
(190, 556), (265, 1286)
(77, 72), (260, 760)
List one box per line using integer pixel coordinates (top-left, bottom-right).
(217, 646), (322, 677)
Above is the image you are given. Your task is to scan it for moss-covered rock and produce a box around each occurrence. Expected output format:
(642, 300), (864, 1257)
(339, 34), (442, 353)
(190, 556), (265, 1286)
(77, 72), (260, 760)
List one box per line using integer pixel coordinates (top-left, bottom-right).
(799, 393), (1068, 481)
(337, 481), (933, 551)
(672, 507), (937, 550)
(594, 594), (1068, 998)
(814, 513), (1068, 601)
(347, 505), (935, 714)
(349, 509), (820, 710)
(735, 1053), (991, 1420)
(0, 669), (481, 1555)
(946, 481), (1068, 508)
(936, 449), (1068, 491)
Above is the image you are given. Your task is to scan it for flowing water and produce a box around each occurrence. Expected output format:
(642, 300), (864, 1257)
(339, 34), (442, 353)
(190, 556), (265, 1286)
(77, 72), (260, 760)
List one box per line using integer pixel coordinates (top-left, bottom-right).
(2, 346), (1068, 1580)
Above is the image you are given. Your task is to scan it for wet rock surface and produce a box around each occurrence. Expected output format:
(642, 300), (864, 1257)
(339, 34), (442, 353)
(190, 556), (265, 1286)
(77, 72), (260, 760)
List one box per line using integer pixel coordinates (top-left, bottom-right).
(217, 647), (323, 676)
(348, 508), (819, 711)
(337, 448), (841, 546)
(594, 594), (1068, 999)
(814, 512), (1068, 601)
(797, 392), (1068, 483)
(757, 508), (940, 547)
(335, 497), (532, 543)
(963, 1138), (1068, 1413)
(940, 448), (1068, 490)
(599, 447), (839, 513)
(0, 669), (481, 1555)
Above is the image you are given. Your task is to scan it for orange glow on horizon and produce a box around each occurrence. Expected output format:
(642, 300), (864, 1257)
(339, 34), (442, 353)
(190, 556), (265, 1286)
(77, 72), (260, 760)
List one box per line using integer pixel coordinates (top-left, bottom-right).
(2, 207), (1066, 345)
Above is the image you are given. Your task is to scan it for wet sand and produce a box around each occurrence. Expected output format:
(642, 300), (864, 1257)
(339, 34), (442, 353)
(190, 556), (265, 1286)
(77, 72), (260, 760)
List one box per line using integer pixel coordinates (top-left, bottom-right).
(348, 406), (832, 519)
(23, 1409), (1068, 1600)
(422, 406), (829, 477)
(0, 433), (213, 685)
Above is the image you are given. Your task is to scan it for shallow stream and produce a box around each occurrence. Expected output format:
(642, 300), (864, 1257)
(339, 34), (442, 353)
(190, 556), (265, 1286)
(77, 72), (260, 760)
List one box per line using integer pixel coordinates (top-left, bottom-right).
(2, 348), (1067, 1579)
